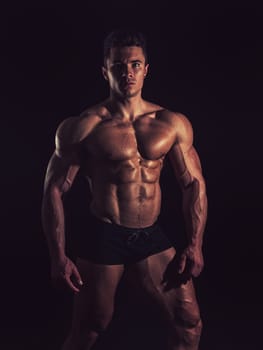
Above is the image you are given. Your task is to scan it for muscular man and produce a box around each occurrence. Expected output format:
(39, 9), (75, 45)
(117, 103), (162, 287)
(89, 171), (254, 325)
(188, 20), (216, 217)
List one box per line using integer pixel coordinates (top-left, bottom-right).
(42, 29), (207, 350)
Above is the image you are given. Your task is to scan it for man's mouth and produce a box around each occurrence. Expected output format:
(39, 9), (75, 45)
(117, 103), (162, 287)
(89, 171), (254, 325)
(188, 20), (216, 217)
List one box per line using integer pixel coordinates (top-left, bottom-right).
(122, 80), (136, 87)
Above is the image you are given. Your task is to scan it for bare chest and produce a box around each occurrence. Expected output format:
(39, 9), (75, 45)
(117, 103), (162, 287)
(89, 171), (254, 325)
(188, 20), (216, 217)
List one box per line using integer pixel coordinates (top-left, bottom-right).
(84, 118), (175, 161)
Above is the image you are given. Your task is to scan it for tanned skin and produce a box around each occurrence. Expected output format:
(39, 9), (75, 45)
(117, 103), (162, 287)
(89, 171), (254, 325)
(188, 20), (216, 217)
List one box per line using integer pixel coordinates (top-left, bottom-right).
(42, 45), (207, 350)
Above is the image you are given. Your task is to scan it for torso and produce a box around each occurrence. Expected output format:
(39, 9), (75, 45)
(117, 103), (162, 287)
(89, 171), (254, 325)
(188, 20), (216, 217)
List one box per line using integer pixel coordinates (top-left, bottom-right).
(77, 103), (178, 228)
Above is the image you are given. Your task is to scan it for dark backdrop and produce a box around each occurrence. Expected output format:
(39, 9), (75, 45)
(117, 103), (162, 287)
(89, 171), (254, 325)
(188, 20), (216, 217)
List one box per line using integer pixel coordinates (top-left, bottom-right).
(2, 1), (262, 349)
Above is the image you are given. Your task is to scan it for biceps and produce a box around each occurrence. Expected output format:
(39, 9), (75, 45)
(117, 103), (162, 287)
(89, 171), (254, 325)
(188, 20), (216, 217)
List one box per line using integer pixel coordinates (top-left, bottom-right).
(169, 145), (203, 188)
(44, 152), (80, 193)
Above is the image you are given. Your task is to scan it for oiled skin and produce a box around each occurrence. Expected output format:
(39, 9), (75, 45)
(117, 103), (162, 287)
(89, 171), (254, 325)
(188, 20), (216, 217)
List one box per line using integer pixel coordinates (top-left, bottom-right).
(78, 107), (178, 227)
(42, 45), (207, 350)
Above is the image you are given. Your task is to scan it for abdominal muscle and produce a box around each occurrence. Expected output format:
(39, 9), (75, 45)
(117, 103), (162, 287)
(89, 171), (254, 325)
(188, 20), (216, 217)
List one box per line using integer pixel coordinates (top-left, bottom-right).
(88, 157), (163, 228)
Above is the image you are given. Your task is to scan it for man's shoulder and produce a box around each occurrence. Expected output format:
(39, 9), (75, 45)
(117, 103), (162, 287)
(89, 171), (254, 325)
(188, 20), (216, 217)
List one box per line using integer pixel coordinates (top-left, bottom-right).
(80, 102), (110, 120)
(156, 108), (191, 128)
(56, 103), (109, 144)
(155, 109), (194, 148)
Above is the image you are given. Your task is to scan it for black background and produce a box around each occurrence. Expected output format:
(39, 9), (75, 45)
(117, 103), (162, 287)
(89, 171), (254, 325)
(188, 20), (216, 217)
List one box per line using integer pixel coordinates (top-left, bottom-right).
(2, 1), (263, 349)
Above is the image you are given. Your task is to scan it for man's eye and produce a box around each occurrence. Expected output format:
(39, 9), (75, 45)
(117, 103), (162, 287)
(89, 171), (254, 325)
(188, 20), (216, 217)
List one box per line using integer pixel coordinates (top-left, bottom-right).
(133, 62), (140, 68)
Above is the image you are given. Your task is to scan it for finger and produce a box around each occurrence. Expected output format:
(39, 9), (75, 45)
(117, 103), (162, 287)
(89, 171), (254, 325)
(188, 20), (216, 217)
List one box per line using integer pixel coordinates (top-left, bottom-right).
(177, 259), (192, 284)
(178, 254), (186, 274)
(65, 275), (80, 293)
(192, 264), (202, 277)
(72, 266), (84, 286)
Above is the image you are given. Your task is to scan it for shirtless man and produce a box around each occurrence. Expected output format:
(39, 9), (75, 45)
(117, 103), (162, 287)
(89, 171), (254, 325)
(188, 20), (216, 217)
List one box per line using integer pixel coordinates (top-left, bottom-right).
(42, 29), (207, 350)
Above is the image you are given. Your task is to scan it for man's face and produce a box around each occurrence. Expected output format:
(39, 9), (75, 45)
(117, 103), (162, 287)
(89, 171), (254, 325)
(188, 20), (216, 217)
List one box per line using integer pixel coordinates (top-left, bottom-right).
(102, 46), (149, 98)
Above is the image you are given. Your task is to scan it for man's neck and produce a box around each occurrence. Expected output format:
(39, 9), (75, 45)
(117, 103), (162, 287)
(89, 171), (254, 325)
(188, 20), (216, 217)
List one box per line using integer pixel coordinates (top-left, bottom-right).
(106, 94), (146, 121)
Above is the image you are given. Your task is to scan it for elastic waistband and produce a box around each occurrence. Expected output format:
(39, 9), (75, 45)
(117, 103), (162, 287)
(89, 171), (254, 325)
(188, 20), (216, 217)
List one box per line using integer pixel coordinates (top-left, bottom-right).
(90, 213), (159, 234)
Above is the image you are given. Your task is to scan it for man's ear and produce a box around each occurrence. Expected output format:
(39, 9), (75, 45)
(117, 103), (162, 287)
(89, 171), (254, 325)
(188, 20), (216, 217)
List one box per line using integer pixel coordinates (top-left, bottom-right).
(144, 64), (149, 78)
(102, 66), (109, 81)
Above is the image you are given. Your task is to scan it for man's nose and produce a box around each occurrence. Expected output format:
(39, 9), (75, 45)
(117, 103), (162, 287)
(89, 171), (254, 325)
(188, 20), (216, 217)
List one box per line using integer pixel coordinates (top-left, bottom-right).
(122, 65), (133, 78)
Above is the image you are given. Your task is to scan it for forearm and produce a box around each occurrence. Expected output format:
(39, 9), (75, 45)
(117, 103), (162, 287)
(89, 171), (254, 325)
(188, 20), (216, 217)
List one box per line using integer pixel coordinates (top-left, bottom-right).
(41, 186), (66, 262)
(182, 177), (207, 249)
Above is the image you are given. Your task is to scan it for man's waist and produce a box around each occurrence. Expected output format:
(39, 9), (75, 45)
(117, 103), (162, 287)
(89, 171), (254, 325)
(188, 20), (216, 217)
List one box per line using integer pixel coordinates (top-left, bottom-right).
(89, 203), (160, 230)
(89, 210), (160, 232)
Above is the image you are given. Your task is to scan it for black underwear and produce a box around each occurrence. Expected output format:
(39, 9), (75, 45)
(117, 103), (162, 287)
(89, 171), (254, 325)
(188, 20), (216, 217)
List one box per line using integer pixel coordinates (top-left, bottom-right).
(76, 215), (173, 265)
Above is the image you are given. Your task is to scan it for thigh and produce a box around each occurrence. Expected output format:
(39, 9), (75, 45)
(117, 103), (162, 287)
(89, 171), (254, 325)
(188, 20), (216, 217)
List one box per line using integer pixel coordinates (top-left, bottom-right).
(124, 247), (177, 318)
(125, 247), (176, 292)
(147, 248), (201, 322)
(126, 247), (200, 320)
(71, 258), (124, 331)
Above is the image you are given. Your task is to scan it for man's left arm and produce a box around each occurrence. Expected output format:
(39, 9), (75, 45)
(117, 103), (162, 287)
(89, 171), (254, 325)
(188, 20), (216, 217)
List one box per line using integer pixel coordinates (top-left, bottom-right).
(168, 114), (208, 280)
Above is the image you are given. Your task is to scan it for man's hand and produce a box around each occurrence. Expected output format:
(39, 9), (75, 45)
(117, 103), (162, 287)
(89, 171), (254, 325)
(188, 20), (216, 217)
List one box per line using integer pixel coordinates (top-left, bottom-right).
(162, 245), (204, 290)
(177, 245), (204, 281)
(51, 256), (83, 293)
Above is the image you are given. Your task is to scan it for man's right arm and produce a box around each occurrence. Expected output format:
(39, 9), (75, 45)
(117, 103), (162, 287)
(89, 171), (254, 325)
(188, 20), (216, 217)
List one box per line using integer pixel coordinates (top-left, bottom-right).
(41, 118), (83, 292)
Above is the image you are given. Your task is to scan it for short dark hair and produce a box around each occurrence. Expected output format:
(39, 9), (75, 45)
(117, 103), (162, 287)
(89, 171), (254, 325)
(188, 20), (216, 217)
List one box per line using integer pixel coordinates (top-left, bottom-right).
(103, 28), (148, 65)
